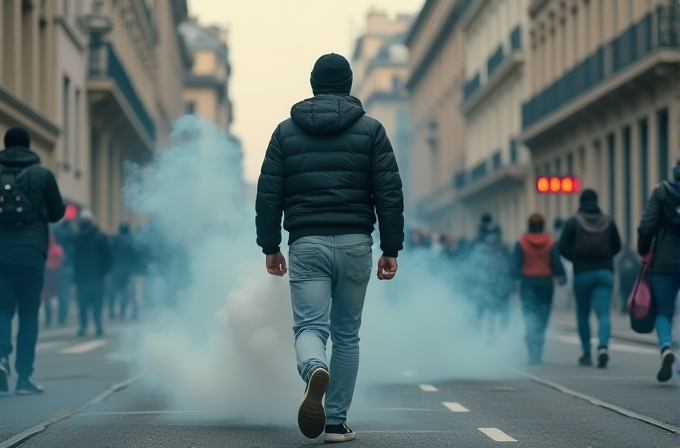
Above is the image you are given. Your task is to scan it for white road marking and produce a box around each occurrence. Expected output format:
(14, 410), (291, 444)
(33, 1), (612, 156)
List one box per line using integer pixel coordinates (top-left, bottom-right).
(401, 370), (415, 377)
(479, 428), (518, 442)
(442, 402), (470, 413)
(550, 335), (657, 355)
(36, 341), (69, 352)
(419, 384), (438, 392)
(58, 340), (108, 354)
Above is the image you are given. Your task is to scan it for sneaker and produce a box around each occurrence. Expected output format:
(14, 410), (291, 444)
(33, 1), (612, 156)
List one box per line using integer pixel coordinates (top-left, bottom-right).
(0, 357), (9, 393)
(297, 367), (330, 439)
(579, 354), (592, 366)
(657, 348), (675, 383)
(597, 347), (609, 369)
(324, 423), (356, 444)
(15, 377), (44, 395)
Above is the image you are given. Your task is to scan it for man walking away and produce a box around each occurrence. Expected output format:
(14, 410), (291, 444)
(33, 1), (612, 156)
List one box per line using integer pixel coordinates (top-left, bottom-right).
(637, 160), (680, 382)
(513, 214), (566, 365)
(256, 53), (404, 443)
(0, 127), (66, 394)
(559, 189), (621, 368)
(617, 244), (641, 314)
(73, 211), (113, 337)
(109, 223), (138, 320)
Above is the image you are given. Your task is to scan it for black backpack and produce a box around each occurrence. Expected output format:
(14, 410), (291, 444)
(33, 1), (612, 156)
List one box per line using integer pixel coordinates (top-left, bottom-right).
(0, 164), (39, 227)
(661, 181), (680, 232)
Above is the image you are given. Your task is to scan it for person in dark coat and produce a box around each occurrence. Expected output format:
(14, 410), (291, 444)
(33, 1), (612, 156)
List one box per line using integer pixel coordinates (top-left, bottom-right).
(638, 160), (680, 382)
(0, 127), (66, 395)
(560, 189), (622, 368)
(617, 244), (641, 314)
(109, 223), (140, 320)
(255, 53), (404, 443)
(513, 213), (566, 365)
(52, 218), (77, 325)
(73, 211), (113, 337)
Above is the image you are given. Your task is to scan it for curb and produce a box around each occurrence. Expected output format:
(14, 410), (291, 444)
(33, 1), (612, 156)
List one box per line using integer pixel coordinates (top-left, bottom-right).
(0, 374), (142, 448)
(553, 322), (658, 348)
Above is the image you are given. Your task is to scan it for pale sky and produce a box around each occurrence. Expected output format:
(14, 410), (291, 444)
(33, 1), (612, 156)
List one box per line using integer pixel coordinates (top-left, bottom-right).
(187, 0), (425, 183)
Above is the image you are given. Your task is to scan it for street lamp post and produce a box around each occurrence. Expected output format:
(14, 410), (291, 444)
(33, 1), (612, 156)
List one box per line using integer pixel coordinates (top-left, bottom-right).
(81, 0), (113, 76)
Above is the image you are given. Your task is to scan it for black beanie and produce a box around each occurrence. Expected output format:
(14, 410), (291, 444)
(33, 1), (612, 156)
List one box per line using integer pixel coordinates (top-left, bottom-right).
(4, 126), (30, 148)
(310, 53), (353, 95)
(580, 189), (598, 205)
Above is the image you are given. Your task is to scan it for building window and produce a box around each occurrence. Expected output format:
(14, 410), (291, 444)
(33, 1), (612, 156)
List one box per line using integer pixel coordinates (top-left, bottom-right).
(658, 108), (669, 183)
(623, 126), (631, 243)
(185, 101), (196, 114)
(639, 118), (649, 206)
(566, 152), (574, 175)
(63, 76), (70, 165)
(607, 133), (615, 217)
(75, 89), (80, 172)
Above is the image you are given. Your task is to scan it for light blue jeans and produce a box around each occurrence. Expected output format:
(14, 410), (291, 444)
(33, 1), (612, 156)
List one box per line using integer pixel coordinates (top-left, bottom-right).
(573, 270), (614, 355)
(289, 234), (373, 425)
(649, 273), (680, 351)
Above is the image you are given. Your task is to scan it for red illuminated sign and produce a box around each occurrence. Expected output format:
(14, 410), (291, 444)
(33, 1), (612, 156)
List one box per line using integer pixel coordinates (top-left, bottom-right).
(536, 176), (580, 194)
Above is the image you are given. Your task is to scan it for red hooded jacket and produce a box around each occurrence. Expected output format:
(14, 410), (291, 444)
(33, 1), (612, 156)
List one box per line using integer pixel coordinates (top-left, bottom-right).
(46, 235), (64, 270)
(519, 232), (554, 277)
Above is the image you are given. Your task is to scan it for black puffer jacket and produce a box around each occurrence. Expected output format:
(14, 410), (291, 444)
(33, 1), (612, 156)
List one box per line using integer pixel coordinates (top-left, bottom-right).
(73, 222), (113, 284)
(255, 93), (404, 257)
(638, 181), (680, 274)
(0, 146), (65, 257)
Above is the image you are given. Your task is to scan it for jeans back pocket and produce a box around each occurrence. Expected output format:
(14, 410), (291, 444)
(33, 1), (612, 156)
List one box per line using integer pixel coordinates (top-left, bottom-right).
(345, 247), (372, 284)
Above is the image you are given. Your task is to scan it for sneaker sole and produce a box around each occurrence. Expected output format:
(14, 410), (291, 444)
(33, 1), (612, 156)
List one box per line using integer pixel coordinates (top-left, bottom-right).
(324, 432), (357, 443)
(298, 369), (330, 439)
(597, 352), (609, 369)
(658, 352), (675, 382)
(0, 366), (7, 393)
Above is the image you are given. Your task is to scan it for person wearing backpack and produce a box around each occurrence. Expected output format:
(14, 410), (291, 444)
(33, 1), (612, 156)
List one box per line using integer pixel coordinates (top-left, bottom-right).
(637, 161), (680, 382)
(559, 189), (622, 368)
(0, 127), (66, 394)
(513, 213), (566, 365)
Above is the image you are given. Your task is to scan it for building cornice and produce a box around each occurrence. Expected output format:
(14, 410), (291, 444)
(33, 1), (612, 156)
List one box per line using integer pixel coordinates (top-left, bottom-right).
(529, 0), (552, 18)
(459, 0), (490, 32)
(0, 86), (60, 145)
(405, 0), (438, 47)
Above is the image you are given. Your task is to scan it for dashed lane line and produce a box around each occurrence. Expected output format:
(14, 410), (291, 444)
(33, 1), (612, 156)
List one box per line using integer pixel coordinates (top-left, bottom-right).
(479, 428), (518, 442)
(513, 369), (680, 434)
(58, 340), (108, 354)
(419, 384), (438, 392)
(442, 402), (470, 413)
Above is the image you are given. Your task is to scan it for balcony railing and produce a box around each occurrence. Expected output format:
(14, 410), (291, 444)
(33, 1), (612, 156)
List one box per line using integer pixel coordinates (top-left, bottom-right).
(454, 170), (467, 190)
(89, 42), (156, 141)
(463, 25), (523, 104)
(492, 151), (502, 171)
(522, 4), (678, 130)
(471, 161), (487, 182)
(487, 45), (505, 78)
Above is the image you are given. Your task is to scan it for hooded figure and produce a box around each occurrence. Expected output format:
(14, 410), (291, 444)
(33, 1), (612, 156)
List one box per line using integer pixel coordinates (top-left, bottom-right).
(73, 211), (112, 337)
(637, 159), (680, 382)
(559, 189), (621, 369)
(255, 53), (404, 442)
(513, 214), (566, 364)
(0, 127), (65, 395)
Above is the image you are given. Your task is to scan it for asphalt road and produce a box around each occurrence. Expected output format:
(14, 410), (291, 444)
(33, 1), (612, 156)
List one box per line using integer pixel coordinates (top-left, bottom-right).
(1, 318), (679, 447)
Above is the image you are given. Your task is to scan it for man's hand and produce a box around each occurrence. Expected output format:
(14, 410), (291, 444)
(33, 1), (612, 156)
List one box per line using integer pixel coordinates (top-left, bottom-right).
(266, 252), (287, 276)
(377, 256), (397, 280)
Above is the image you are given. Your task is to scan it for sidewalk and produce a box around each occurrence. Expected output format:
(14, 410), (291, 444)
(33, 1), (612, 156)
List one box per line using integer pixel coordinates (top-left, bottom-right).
(549, 308), (659, 347)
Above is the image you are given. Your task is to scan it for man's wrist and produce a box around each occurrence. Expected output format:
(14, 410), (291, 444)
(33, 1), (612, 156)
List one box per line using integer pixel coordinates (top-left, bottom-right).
(382, 251), (398, 258)
(262, 246), (280, 255)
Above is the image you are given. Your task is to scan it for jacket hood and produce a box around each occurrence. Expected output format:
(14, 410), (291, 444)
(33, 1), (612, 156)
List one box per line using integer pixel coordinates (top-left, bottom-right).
(290, 94), (365, 136)
(575, 210), (611, 233)
(520, 232), (552, 249)
(0, 146), (41, 167)
(663, 180), (680, 200)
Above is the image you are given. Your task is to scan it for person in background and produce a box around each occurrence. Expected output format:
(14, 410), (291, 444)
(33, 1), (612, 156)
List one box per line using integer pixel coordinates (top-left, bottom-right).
(637, 160), (680, 382)
(0, 126), (66, 394)
(73, 211), (113, 337)
(552, 218), (573, 311)
(617, 244), (642, 314)
(255, 53), (404, 443)
(560, 189), (621, 368)
(109, 223), (139, 320)
(42, 234), (65, 327)
(53, 218), (77, 326)
(513, 213), (566, 365)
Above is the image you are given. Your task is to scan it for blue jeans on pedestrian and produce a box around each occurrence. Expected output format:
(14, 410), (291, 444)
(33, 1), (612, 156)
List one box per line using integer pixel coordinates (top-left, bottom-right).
(650, 273), (680, 351)
(289, 234), (373, 426)
(573, 270), (614, 355)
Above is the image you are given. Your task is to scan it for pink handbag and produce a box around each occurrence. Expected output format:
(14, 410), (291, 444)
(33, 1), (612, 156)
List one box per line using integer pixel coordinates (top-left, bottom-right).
(627, 252), (656, 334)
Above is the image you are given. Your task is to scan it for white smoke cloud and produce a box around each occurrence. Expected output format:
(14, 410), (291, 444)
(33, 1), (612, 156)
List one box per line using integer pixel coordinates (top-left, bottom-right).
(119, 115), (525, 426)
